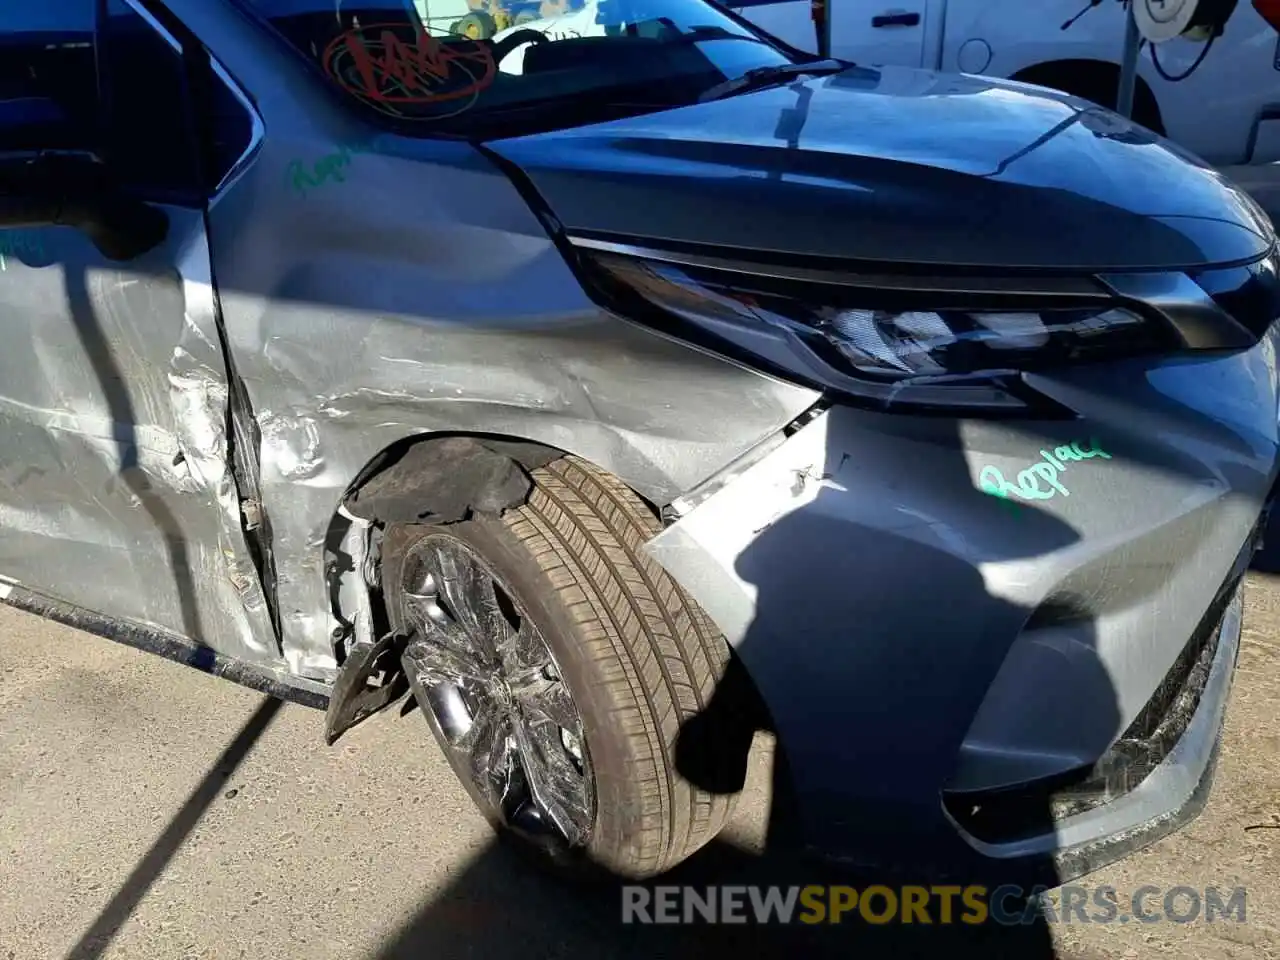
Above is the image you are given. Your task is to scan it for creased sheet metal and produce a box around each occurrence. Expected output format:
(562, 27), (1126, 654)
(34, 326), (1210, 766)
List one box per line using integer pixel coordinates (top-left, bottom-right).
(0, 218), (281, 672)
(198, 75), (819, 675)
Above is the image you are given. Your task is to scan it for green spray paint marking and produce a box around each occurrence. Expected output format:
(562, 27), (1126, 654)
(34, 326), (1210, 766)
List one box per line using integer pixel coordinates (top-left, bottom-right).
(286, 140), (376, 197)
(979, 440), (1111, 512)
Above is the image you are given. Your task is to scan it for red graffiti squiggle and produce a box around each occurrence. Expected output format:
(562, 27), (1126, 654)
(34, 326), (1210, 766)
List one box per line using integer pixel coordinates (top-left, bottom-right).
(323, 22), (495, 107)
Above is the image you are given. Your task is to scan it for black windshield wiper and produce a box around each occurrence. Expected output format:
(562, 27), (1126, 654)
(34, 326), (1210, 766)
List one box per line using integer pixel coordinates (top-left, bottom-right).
(697, 59), (846, 103)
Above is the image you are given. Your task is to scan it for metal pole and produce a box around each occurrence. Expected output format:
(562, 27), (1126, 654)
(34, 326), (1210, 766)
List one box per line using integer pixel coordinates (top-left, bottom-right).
(1116, 0), (1142, 118)
(812, 0), (830, 58)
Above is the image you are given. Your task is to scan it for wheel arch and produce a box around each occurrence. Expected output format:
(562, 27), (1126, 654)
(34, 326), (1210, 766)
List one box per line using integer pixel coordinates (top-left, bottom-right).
(342, 433), (560, 525)
(320, 430), (665, 741)
(308, 399), (806, 690)
(335, 429), (675, 525)
(319, 430), (770, 752)
(1010, 58), (1166, 135)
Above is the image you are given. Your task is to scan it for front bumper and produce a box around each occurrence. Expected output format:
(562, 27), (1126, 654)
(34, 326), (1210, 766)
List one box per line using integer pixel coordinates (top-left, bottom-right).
(645, 334), (1280, 882)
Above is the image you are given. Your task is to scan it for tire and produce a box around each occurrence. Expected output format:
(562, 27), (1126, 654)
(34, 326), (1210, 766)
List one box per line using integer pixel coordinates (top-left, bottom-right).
(456, 11), (497, 39)
(384, 456), (738, 879)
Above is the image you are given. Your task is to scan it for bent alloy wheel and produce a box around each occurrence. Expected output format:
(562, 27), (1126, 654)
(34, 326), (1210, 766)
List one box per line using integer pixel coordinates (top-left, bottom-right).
(384, 456), (738, 878)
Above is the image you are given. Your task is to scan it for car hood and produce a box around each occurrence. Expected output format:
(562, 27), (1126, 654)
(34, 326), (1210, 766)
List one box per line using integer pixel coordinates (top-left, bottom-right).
(487, 65), (1273, 272)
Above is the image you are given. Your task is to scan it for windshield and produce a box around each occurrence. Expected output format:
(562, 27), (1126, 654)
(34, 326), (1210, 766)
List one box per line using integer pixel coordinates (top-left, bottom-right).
(235, 0), (805, 136)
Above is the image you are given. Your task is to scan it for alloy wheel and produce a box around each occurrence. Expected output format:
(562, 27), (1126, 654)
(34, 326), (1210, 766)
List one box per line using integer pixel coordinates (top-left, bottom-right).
(397, 533), (594, 855)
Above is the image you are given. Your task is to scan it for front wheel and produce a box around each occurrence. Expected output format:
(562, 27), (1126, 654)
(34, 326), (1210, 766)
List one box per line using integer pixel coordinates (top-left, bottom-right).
(383, 456), (739, 879)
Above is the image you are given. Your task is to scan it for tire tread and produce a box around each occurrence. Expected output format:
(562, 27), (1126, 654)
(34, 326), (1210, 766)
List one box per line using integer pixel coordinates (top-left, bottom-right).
(503, 456), (736, 875)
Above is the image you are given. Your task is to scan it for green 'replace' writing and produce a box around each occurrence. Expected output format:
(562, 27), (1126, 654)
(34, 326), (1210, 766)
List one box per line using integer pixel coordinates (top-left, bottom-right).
(286, 140), (376, 197)
(979, 440), (1111, 506)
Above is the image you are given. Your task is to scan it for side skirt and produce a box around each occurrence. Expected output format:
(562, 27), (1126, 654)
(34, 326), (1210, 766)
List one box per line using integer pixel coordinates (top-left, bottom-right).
(0, 583), (330, 710)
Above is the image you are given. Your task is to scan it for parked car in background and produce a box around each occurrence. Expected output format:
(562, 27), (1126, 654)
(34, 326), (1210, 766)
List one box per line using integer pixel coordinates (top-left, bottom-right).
(3, 0), (1278, 887)
(731, 0), (1280, 165)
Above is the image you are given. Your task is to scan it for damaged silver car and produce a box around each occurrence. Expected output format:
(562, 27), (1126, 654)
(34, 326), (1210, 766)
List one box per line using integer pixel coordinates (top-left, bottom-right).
(2, 0), (1277, 883)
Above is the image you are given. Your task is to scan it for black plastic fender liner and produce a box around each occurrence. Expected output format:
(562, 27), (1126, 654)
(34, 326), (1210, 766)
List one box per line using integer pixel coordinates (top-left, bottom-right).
(342, 436), (538, 525)
(329, 437), (559, 740)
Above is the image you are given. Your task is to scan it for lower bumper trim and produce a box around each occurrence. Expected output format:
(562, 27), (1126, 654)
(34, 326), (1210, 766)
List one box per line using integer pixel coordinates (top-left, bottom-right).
(946, 578), (1245, 878)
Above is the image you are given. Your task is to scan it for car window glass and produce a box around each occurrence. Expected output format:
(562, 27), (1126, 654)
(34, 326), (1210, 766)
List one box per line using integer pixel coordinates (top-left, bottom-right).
(0, 0), (211, 204)
(100, 0), (203, 203)
(205, 63), (260, 193)
(234, 0), (797, 136)
(0, 1), (99, 154)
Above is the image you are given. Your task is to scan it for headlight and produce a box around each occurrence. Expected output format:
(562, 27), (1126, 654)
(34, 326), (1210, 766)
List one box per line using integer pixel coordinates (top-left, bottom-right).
(806, 305), (1146, 377)
(586, 249), (1174, 413)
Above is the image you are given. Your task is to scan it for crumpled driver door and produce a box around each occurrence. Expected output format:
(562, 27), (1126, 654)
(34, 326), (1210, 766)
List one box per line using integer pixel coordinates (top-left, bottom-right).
(0, 0), (279, 667)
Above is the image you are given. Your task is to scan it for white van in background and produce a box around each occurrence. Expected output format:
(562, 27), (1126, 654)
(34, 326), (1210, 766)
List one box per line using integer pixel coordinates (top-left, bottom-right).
(731, 0), (1280, 165)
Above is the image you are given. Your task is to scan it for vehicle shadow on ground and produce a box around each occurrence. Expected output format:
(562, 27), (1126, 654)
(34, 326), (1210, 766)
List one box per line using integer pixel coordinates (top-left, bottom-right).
(64, 696), (282, 960)
(370, 835), (1061, 960)
(372, 415), (1120, 960)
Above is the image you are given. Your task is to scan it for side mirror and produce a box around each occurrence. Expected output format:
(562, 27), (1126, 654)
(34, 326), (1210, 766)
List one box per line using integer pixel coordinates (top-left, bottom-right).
(0, 151), (168, 262)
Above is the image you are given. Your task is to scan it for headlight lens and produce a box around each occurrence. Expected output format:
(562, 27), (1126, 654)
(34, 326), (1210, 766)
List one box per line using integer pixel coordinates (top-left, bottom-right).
(817, 305), (1146, 377)
(589, 250), (1171, 412)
